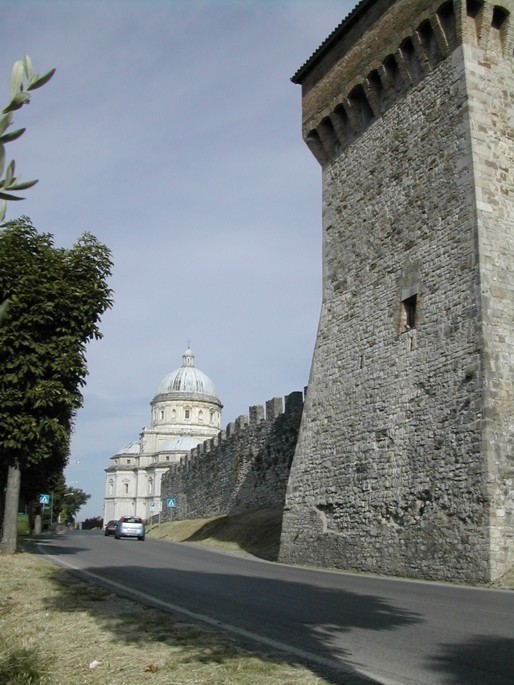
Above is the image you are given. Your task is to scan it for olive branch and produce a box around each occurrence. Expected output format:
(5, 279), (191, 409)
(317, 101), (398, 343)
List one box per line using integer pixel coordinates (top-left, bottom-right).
(0, 55), (55, 221)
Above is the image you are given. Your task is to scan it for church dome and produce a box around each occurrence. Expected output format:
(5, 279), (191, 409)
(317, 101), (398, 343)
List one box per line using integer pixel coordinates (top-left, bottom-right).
(115, 440), (140, 455)
(155, 347), (218, 399)
(160, 436), (204, 452)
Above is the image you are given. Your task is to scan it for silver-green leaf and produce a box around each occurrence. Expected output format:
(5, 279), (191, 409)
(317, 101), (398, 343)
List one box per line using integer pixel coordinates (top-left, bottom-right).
(23, 55), (33, 80)
(27, 68), (56, 91)
(0, 191), (24, 201)
(9, 60), (24, 98)
(0, 127), (26, 144)
(0, 114), (13, 137)
(3, 91), (31, 113)
(8, 179), (38, 191)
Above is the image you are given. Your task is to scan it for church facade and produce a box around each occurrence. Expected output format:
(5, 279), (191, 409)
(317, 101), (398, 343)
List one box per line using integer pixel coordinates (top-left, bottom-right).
(103, 347), (222, 521)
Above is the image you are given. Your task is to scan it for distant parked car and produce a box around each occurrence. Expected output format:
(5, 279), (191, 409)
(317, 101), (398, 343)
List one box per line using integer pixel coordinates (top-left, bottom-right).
(104, 520), (118, 536)
(115, 516), (145, 541)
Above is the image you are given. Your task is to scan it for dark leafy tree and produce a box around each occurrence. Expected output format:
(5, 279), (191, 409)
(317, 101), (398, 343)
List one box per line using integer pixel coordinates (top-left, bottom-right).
(0, 218), (112, 552)
(82, 516), (103, 530)
(13, 449), (68, 531)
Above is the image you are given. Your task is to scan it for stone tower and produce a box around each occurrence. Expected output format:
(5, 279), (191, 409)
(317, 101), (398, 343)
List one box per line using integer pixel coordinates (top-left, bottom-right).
(280, 0), (513, 583)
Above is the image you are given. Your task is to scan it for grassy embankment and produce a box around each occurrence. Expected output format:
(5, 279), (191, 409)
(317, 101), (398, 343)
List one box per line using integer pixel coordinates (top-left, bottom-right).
(146, 505), (284, 560)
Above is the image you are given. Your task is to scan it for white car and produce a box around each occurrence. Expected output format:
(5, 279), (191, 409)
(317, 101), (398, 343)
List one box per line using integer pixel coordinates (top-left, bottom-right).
(114, 516), (145, 541)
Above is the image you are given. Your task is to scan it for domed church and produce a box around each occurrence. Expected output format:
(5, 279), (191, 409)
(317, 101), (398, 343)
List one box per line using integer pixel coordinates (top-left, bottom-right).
(103, 347), (222, 521)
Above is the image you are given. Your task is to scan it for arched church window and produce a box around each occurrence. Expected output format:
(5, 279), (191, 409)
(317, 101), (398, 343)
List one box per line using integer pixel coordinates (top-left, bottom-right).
(123, 480), (129, 494)
(198, 410), (203, 423)
(108, 479), (114, 495)
(210, 410), (215, 425)
(185, 408), (190, 420)
(148, 477), (153, 494)
(171, 409), (176, 421)
(160, 410), (165, 420)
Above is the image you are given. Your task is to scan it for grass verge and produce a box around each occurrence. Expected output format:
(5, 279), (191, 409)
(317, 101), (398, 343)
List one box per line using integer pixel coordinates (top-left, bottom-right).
(0, 548), (332, 685)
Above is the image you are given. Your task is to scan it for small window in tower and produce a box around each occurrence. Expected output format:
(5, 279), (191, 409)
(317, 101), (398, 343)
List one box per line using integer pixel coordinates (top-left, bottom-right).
(400, 294), (417, 330)
(198, 410), (203, 423)
(160, 410), (164, 420)
(126, 458), (131, 464)
(185, 409), (190, 420)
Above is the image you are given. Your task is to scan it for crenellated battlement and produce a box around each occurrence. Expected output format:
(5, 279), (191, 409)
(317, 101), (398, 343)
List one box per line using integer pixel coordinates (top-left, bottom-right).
(295, 0), (513, 167)
(159, 391), (304, 521)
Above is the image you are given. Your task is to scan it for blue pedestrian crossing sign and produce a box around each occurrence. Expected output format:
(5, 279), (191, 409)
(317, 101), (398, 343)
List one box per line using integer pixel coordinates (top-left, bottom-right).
(166, 498), (177, 509)
(39, 493), (50, 505)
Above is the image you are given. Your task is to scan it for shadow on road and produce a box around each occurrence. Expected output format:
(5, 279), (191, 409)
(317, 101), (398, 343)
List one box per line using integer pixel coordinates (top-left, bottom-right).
(426, 635), (514, 685)
(35, 536), (514, 685)
(40, 557), (419, 684)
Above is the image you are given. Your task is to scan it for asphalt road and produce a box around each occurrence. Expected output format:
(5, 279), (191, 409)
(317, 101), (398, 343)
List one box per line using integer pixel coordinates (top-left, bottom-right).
(36, 530), (514, 685)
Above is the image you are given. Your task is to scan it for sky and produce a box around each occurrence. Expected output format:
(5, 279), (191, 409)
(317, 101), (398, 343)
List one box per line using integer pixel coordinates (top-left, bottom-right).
(1, 0), (356, 521)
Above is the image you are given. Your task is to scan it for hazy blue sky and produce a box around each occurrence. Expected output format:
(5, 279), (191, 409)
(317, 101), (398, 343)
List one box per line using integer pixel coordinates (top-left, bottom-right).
(1, 0), (356, 520)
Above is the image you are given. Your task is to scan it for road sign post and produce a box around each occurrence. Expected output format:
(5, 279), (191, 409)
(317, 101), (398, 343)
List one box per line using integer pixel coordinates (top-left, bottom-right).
(39, 493), (53, 526)
(149, 500), (163, 526)
(166, 497), (176, 524)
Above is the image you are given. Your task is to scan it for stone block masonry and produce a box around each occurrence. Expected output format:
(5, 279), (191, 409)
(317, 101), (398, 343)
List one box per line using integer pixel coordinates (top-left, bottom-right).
(160, 392), (304, 522)
(279, 0), (513, 583)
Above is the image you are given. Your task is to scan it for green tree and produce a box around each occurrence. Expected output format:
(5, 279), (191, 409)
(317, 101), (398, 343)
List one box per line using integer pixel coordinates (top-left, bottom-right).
(54, 486), (90, 525)
(0, 218), (112, 552)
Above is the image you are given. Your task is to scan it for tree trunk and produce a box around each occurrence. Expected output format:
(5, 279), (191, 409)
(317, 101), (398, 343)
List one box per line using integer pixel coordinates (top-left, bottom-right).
(33, 514), (42, 535)
(0, 461), (21, 554)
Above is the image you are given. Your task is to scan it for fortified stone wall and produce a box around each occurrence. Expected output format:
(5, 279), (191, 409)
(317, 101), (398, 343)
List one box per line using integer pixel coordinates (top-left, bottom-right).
(280, 0), (513, 583)
(159, 392), (304, 522)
